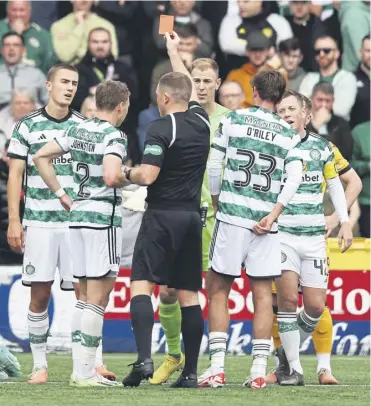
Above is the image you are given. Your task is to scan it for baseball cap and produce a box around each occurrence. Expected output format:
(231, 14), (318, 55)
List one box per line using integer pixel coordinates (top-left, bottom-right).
(246, 31), (271, 51)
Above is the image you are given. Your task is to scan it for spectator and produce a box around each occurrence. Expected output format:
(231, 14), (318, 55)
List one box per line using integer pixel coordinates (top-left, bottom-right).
(279, 37), (306, 91)
(31, 1), (59, 30)
(313, 1), (343, 55)
(94, 0), (138, 63)
(307, 82), (353, 160)
(351, 121), (370, 238)
(152, 1), (213, 58)
(0, 32), (48, 109)
(219, 0), (293, 71)
(226, 31), (286, 108)
(350, 34), (370, 129)
(150, 23), (199, 105)
(218, 80), (245, 111)
(0, 140), (23, 265)
(80, 94), (96, 119)
(0, 89), (36, 151)
(286, 0), (326, 72)
(51, 0), (118, 66)
(72, 27), (138, 111)
(0, 0), (56, 74)
(299, 35), (357, 120)
(339, 0), (370, 72)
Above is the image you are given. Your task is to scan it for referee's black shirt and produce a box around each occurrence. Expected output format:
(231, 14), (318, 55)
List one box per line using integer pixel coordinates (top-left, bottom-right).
(142, 101), (210, 211)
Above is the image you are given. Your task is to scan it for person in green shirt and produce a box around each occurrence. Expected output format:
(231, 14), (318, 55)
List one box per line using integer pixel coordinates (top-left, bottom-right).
(149, 57), (229, 385)
(351, 121), (370, 237)
(0, 0), (56, 74)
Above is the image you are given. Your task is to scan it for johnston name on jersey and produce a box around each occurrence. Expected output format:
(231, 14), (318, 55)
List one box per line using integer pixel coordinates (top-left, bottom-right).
(7, 108), (85, 227)
(279, 131), (338, 237)
(55, 117), (127, 229)
(211, 107), (301, 232)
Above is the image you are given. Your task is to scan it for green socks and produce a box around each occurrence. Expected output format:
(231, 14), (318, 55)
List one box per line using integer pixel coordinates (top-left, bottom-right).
(159, 302), (182, 357)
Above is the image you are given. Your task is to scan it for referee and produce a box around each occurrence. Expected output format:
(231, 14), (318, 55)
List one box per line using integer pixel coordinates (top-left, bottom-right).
(121, 32), (210, 389)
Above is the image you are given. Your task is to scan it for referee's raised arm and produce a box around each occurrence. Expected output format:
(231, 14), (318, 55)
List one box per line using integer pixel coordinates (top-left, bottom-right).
(165, 31), (199, 103)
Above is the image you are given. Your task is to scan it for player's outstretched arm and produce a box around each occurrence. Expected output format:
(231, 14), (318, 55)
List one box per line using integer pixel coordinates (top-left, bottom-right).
(165, 31), (199, 103)
(33, 140), (72, 211)
(7, 159), (25, 252)
(254, 159), (303, 235)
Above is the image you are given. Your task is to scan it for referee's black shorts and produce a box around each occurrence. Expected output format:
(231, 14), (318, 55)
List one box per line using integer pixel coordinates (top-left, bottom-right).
(131, 208), (202, 291)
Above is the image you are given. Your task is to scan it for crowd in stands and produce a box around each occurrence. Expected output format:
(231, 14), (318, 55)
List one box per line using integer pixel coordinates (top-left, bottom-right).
(0, 0), (370, 264)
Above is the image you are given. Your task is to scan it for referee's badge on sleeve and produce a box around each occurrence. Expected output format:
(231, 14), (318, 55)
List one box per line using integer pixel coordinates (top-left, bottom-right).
(144, 145), (163, 155)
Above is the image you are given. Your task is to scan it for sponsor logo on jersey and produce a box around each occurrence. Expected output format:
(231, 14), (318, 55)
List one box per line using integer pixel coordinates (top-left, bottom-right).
(144, 145), (162, 156)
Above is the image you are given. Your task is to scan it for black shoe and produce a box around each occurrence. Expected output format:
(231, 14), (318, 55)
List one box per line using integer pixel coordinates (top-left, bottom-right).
(279, 370), (305, 386)
(275, 345), (290, 383)
(122, 358), (154, 387)
(170, 374), (197, 388)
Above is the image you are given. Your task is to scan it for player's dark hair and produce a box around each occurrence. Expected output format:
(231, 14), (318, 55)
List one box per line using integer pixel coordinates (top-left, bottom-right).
(251, 70), (286, 104)
(96, 80), (130, 111)
(278, 37), (301, 54)
(312, 81), (334, 97)
(158, 72), (192, 103)
(279, 90), (304, 107)
(2, 32), (25, 46)
(47, 63), (78, 82)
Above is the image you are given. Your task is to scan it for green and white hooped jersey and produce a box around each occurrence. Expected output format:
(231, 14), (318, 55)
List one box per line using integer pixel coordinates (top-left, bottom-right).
(56, 117), (127, 229)
(7, 108), (85, 228)
(211, 107), (301, 232)
(279, 131), (337, 237)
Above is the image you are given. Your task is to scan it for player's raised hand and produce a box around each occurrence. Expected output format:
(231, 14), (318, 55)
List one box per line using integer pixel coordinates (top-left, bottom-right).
(338, 221), (353, 253)
(7, 219), (24, 252)
(60, 194), (73, 212)
(165, 31), (180, 53)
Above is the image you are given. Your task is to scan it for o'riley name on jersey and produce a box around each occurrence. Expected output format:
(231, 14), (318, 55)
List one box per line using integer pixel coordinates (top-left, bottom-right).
(7, 108), (85, 228)
(211, 107), (302, 233)
(55, 118), (127, 229)
(279, 132), (337, 237)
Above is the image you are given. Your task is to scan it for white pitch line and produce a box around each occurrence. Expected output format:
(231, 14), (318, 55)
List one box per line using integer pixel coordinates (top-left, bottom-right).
(0, 381), (369, 388)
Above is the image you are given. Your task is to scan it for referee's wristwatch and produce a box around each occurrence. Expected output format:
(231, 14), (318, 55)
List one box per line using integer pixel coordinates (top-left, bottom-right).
(124, 166), (132, 182)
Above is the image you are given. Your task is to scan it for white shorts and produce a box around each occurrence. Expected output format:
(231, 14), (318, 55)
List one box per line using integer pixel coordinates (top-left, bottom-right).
(70, 227), (122, 279)
(22, 226), (74, 290)
(209, 220), (281, 279)
(279, 231), (328, 289)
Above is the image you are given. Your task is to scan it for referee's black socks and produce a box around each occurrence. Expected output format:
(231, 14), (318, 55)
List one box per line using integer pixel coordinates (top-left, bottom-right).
(130, 295), (154, 362)
(181, 305), (204, 377)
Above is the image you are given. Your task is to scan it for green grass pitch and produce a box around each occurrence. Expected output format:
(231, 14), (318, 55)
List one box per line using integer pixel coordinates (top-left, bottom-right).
(1, 354), (369, 406)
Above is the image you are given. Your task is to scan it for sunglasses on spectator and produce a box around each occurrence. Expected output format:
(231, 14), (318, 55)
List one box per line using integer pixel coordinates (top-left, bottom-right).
(314, 48), (335, 56)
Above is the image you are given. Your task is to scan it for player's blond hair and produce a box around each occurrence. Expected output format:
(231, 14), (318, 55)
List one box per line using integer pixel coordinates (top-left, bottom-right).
(191, 58), (219, 77)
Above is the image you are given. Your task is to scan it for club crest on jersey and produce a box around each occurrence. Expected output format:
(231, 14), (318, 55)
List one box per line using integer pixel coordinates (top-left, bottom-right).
(310, 149), (321, 161)
(25, 263), (35, 275)
(281, 252), (287, 263)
